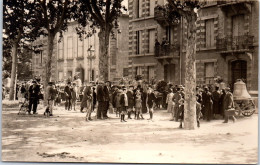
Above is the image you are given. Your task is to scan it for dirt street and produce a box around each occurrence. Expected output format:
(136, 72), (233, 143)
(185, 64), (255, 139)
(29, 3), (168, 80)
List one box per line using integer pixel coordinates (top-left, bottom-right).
(1, 104), (258, 164)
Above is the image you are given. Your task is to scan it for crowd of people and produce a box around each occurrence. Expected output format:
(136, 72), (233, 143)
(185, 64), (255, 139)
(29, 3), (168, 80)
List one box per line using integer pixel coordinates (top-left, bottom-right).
(4, 76), (237, 127)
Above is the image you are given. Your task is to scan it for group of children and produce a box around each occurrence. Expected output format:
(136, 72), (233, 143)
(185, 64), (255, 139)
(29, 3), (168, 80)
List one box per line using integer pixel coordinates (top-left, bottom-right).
(110, 85), (156, 122)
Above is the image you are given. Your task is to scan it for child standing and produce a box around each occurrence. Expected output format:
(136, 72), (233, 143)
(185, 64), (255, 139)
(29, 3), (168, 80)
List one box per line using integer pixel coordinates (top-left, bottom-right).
(120, 87), (128, 122)
(146, 86), (156, 121)
(135, 89), (143, 120)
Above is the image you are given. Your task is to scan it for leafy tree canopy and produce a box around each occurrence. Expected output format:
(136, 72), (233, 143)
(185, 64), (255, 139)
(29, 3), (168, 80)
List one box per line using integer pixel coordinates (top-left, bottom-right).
(76, 0), (127, 39)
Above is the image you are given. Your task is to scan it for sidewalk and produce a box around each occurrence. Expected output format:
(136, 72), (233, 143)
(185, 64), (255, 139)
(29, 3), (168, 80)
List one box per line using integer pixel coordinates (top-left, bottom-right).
(1, 105), (258, 163)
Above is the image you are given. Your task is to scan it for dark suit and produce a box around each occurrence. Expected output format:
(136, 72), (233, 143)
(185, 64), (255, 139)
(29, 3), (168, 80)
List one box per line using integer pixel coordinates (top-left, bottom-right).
(96, 85), (105, 119)
(212, 90), (221, 115)
(28, 84), (40, 113)
(202, 91), (213, 121)
(64, 85), (72, 110)
(103, 86), (110, 117)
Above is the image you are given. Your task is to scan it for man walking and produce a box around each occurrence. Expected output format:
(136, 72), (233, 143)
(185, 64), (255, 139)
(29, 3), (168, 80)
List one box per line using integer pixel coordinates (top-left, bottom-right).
(64, 82), (72, 110)
(223, 87), (236, 123)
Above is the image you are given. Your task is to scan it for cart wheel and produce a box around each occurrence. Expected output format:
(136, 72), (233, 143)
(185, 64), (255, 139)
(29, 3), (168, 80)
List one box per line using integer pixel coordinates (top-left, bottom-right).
(242, 109), (255, 117)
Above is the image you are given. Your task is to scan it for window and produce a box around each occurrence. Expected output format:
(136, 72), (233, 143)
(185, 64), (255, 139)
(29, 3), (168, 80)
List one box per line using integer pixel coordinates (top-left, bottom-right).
(68, 71), (72, 78)
(149, 0), (155, 16)
(135, 0), (142, 18)
(111, 51), (116, 65)
(205, 62), (214, 84)
(148, 29), (155, 53)
(166, 26), (175, 45)
(147, 66), (155, 81)
(77, 38), (83, 58)
(58, 71), (63, 81)
(136, 31), (142, 54)
(67, 37), (73, 59)
(136, 67), (142, 75)
(58, 40), (63, 59)
(35, 57), (39, 65)
(232, 14), (244, 37)
(205, 19), (214, 48)
(123, 68), (128, 77)
(90, 70), (95, 81)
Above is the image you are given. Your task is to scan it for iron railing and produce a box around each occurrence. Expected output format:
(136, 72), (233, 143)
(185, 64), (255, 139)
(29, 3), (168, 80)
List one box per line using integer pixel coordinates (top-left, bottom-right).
(155, 43), (180, 57)
(217, 0), (251, 5)
(154, 6), (165, 22)
(216, 35), (254, 51)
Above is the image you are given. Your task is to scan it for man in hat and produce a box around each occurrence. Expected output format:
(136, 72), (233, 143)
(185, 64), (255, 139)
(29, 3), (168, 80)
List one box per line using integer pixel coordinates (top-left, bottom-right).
(96, 81), (105, 119)
(172, 85), (182, 121)
(223, 87), (236, 123)
(70, 82), (77, 111)
(46, 82), (56, 116)
(212, 86), (221, 118)
(103, 81), (110, 119)
(28, 80), (40, 114)
(64, 81), (72, 110)
(202, 86), (213, 121)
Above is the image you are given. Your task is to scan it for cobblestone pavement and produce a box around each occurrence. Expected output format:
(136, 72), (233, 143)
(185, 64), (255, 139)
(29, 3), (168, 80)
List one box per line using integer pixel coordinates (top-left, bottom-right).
(1, 104), (258, 163)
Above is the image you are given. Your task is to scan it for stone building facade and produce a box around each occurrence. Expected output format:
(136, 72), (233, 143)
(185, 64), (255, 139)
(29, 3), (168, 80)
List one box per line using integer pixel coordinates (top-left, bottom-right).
(32, 15), (130, 84)
(56, 22), (99, 84)
(32, 22), (100, 84)
(196, 1), (258, 93)
(128, 0), (258, 94)
(128, 0), (185, 85)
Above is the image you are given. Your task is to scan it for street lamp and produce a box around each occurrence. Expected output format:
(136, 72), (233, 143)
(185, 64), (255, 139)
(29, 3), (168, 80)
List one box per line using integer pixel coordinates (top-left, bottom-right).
(87, 45), (95, 82)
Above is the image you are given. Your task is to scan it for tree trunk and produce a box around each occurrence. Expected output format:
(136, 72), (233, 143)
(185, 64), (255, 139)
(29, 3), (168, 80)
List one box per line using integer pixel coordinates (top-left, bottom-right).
(9, 40), (19, 101)
(184, 15), (197, 130)
(44, 33), (55, 102)
(98, 29), (110, 82)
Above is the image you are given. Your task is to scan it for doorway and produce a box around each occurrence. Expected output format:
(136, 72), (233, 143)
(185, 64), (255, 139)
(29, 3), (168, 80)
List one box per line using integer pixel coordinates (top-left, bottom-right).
(164, 64), (175, 83)
(231, 60), (247, 85)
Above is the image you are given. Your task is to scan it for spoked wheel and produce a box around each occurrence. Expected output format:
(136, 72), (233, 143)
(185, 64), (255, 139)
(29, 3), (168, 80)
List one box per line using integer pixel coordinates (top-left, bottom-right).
(242, 109), (255, 117)
(241, 100), (256, 117)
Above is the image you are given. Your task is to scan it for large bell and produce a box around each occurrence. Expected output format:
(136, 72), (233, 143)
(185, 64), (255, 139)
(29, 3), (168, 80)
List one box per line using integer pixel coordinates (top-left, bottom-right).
(233, 79), (252, 100)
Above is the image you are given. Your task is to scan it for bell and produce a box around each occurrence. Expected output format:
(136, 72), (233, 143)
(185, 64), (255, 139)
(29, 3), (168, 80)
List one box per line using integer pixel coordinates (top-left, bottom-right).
(233, 79), (251, 100)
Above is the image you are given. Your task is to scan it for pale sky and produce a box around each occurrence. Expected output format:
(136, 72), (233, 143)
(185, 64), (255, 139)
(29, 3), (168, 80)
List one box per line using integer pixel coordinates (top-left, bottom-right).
(122, 0), (129, 14)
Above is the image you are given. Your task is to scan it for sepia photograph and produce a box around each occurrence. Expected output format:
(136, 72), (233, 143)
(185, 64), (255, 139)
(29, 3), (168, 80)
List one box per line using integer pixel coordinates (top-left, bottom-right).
(1, 0), (259, 164)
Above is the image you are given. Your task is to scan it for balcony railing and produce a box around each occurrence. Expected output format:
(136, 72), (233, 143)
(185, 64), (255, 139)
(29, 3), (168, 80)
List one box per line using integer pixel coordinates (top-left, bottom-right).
(216, 35), (254, 51)
(154, 6), (170, 26)
(155, 43), (180, 57)
(217, 0), (252, 6)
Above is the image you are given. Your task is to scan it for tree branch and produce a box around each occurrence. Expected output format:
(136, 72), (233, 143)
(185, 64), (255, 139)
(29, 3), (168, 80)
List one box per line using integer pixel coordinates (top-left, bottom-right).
(85, 0), (104, 26)
(105, 0), (111, 22)
(40, 0), (49, 30)
(91, 0), (105, 24)
(54, 0), (68, 34)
